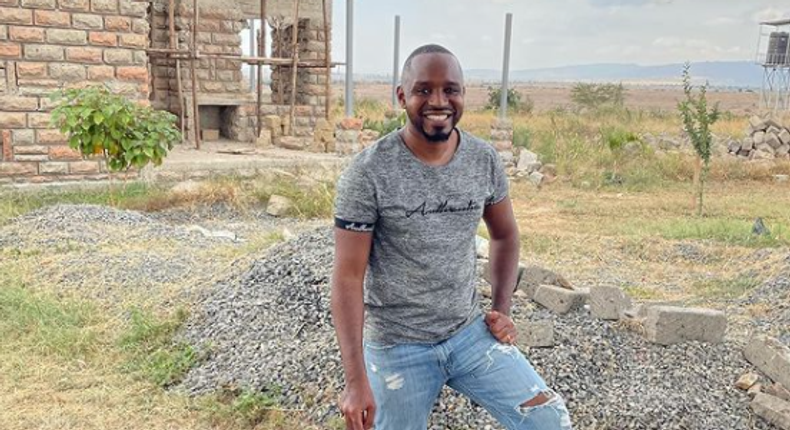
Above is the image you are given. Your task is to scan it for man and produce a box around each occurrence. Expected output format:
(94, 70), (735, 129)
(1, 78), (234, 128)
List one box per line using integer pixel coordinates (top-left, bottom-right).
(331, 44), (573, 430)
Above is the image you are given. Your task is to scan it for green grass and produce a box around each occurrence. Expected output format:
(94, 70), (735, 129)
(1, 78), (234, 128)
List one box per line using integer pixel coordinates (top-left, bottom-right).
(118, 308), (198, 387)
(622, 284), (666, 301)
(0, 280), (101, 359)
(0, 182), (168, 225)
(619, 218), (790, 247)
(691, 274), (763, 299)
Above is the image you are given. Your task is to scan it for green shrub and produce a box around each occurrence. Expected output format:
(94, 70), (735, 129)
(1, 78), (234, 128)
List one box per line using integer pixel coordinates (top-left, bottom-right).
(570, 82), (626, 110)
(50, 86), (181, 172)
(363, 111), (406, 136)
(486, 86), (534, 113)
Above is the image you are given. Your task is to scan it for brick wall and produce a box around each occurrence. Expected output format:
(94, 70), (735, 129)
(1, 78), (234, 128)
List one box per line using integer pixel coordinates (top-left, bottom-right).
(0, 0), (149, 183)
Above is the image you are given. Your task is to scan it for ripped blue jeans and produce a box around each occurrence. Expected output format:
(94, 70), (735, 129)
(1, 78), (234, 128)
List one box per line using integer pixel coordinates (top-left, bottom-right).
(363, 315), (573, 430)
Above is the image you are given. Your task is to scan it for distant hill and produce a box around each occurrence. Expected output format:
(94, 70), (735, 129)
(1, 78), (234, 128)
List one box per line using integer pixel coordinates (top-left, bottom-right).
(345, 61), (764, 88)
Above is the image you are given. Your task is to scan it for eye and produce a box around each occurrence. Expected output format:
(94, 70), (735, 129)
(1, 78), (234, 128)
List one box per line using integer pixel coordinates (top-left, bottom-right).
(414, 88), (430, 96)
(445, 87), (460, 95)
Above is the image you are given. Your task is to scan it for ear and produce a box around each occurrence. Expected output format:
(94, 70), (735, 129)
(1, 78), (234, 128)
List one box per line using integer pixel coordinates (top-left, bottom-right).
(396, 85), (406, 108)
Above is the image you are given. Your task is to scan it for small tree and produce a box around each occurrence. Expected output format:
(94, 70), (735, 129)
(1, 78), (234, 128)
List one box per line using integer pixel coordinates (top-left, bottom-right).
(486, 86), (533, 113)
(677, 63), (719, 216)
(570, 82), (626, 110)
(50, 86), (181, 173)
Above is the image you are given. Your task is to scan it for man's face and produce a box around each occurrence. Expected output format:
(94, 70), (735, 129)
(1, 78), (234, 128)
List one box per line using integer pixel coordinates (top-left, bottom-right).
(397, 53), (465, 143)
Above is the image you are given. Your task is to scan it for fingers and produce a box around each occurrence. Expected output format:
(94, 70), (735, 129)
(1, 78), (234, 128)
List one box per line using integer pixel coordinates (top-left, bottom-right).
(344, 411), (363, 430)
(486, 311), (518, 344)
(362, 404), (376, 430)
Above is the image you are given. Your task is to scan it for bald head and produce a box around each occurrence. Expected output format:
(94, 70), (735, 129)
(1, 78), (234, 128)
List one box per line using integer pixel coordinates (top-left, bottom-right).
(400, 44), (464, 88)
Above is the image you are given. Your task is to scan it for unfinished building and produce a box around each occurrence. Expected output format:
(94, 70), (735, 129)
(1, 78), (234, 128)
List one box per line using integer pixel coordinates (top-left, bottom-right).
(0, 0), (333, 183)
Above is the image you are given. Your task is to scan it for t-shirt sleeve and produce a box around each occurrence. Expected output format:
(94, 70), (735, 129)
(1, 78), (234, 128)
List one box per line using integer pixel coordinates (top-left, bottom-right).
(486, 150), (509, 206)
(334, 160), (378, 232)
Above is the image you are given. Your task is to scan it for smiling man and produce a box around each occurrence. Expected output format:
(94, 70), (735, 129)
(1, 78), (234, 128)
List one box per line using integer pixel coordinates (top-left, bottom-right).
(331, 44), (573, 430)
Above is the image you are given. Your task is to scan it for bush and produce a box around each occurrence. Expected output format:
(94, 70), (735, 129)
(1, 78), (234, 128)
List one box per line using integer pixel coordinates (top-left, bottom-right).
(363, 111), (406, 136)
(570, 82), (626, 110)
(50, 86), (181, 172)
(486, 86), (534, 113)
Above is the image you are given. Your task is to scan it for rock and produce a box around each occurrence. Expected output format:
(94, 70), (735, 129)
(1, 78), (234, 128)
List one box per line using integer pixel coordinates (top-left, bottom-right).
(186, 225), (238, 241)
(170, 180), (203, 196)
(499, 151), (514, 165)
(590, 285), (632, 320)
(727, 140), (741, 153)
(749, 383), (764, 397)
(338, 117), (363, 130)
(475, 236), (490, 259)
(529, 172), (545, 187)
(278, 136), (308, 151)
(524, 162), (543, 174)
(753, 217), (771, 236)
(778, 145), (790, 156)
(742, 137), (755, 151)
(533, 285), (587, 315)
(749, 115), (768, 131)
(768, 126), (783, 136)
(643, 306), (727, 345)
(743, 335), (790, 389)
(517, 266), (573, 299)
(478, 284), (492, 299)
(736, 372), (760, 390)
(266, 195), (294, 217)
(539, 163), (558, 177)
(518, 320), (554, 348)
(750, 393), (790, 430)
(766, 383), (790, 402)
(753, 150), (775, 160)
(517, 150), (539, 169)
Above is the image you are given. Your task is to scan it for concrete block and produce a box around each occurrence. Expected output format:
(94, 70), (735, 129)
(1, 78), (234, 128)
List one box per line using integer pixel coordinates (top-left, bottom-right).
(744, 335), (790, 389)
(766, 383), (790, 402)
(780, 129), (790, 145)
(517, 150), (539, 169)
(751, 393), (790, 430)
(517, 265), (573, 299)
(767, 133), (782, 149)
(749, 115), (768, 131)
(644, 306), (726, 345)
(518, 320), (554, 348)
(201, 129), (219, 141)
(590, 285), (632, 320)
(529, 172), (545, 186)
(754, 131), (766, 145)
(534, 285), (586, 315)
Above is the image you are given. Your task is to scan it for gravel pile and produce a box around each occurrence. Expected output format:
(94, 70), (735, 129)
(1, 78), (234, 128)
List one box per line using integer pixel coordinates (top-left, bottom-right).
(178, 227), (781, 430)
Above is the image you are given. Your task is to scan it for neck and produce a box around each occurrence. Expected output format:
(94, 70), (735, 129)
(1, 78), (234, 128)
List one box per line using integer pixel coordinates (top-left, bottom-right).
(401, 125), (459, 166)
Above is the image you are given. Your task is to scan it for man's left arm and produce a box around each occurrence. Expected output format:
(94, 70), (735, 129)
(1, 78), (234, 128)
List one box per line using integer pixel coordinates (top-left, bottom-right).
(482, 196), (520, 343)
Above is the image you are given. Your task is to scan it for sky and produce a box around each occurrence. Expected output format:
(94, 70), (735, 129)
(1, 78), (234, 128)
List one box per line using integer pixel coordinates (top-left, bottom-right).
(324, 0), (790, 74)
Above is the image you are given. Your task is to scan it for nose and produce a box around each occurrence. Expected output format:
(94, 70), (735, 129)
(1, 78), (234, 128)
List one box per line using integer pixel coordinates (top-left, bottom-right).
(428, 89), (448, 107)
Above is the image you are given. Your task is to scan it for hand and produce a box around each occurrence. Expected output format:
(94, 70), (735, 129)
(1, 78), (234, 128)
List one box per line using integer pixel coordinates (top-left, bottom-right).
(339, 380), (376, 430)
(485, 310), (518, 345)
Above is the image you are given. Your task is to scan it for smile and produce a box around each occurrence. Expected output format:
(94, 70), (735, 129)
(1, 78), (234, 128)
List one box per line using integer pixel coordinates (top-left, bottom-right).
(424, 113), (452, 121)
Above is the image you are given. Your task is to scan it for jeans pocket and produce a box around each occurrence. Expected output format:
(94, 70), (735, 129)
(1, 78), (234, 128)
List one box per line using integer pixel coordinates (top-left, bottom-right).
(363, 340), (397, 351)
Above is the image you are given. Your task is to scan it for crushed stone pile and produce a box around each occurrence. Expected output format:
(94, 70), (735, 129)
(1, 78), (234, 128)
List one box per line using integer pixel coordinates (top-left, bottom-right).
(178, 228), (781, 430)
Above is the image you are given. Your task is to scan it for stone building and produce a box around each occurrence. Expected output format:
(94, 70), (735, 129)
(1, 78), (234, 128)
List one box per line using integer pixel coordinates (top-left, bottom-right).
(0, 0), (332, 183)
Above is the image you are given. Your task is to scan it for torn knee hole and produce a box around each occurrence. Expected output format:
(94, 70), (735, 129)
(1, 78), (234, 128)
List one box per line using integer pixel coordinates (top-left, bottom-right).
(520, 390), (556, 408)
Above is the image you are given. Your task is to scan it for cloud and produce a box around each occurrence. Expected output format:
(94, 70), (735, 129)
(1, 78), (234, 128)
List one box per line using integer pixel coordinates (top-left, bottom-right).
(752, 7), (790, 24)
(589, 0), (671, 8)
(704, 17), (740, 27)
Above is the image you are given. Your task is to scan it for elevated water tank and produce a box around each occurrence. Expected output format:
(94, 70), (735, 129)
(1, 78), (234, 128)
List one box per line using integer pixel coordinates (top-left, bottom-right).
(767, 31), (789, 65)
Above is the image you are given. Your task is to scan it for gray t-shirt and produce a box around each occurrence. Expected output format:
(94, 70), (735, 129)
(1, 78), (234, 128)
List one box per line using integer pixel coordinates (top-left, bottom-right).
(334, 129), (509, 345)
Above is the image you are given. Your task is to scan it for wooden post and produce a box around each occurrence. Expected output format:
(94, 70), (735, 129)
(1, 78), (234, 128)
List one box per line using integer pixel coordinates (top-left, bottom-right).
(190, 0), (201, 149)
(288, 0), (301, 136)
(257, 0), (267, 138)
(322, 0), (331, 120)
(169, 0), (185, 143)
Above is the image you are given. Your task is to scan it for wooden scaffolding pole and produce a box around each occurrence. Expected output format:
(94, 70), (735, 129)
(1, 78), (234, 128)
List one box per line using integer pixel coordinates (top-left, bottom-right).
(190, 0), (201, 149)
(288, 0), (301, 136)
(169, 0), (185, 143)
(322, 0), (330, 120)
(256, 0), (267, 138)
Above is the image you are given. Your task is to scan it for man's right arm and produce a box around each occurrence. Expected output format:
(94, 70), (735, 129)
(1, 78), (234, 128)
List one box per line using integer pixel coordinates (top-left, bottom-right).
(331, 227), (376, 430)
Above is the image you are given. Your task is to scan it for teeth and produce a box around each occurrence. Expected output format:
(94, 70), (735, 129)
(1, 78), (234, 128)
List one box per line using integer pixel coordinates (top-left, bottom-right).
(426, 114), (449, 121)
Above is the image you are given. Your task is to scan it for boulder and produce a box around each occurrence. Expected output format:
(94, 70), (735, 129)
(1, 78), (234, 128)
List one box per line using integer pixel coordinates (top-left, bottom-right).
(267, 195), (294, 217)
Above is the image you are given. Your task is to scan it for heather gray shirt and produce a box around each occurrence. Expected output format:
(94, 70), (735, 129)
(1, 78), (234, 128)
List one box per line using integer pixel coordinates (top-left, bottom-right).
(334, 129), (509, 345)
